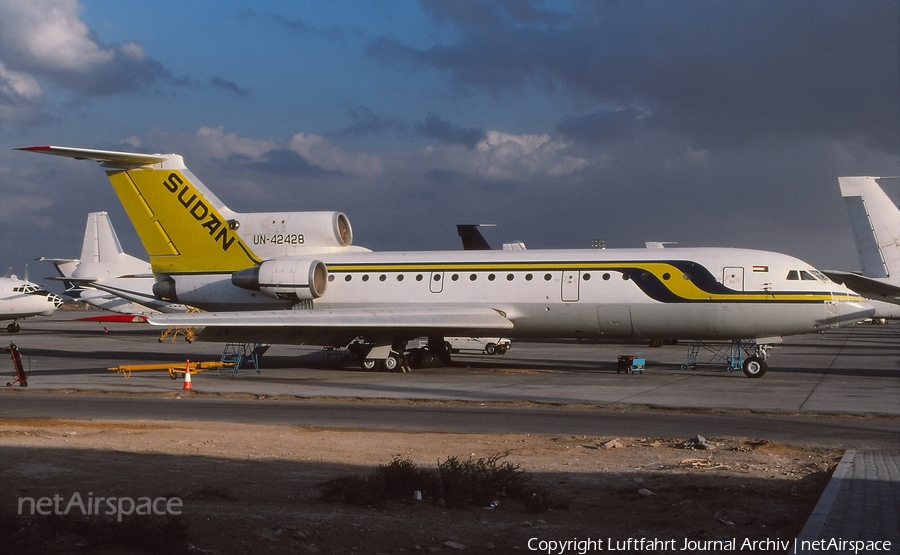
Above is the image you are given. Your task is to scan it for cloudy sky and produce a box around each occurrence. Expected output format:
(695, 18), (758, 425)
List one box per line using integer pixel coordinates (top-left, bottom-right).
(1, 0), (897, 288)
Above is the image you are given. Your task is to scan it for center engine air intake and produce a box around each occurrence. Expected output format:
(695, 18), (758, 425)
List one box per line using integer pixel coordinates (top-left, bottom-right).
(232, 259), (327, 301)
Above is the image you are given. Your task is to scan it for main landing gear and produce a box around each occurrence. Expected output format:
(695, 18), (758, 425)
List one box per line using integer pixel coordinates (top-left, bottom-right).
(681, 340), (771, 378)
(350, 336), (451, 372)
(359, 350), (411, 372)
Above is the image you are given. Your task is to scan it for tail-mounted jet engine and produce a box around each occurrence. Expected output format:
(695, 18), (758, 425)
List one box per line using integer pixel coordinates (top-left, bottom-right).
(232, 259), (327, 301)
(239, 211), (354, 252)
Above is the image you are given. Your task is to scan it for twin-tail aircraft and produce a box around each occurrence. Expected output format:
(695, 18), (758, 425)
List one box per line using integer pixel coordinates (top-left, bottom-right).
(40, 211), (187, 320)
(1, 267), (63, 333)
(19, 145), (874, 377)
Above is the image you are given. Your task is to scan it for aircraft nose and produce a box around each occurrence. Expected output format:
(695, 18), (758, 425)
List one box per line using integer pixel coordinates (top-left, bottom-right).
(836, 299), (876, 327)
(43, 293), (63, 314)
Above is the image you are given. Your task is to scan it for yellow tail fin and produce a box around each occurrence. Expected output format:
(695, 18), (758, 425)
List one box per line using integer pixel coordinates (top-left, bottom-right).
(18, 146), (261, 274)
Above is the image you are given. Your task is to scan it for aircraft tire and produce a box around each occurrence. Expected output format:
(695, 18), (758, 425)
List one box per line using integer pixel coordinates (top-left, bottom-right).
(406, 348), (425, 368)
(361, 359), (379, 371)
(742, 356), (767, 378)
(429, 341), (451, 366)
(383, 354), (400, 372)
(7, 323), (20, 333)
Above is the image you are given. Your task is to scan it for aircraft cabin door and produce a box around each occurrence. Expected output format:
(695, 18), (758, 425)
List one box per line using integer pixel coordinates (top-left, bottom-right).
(561, 270), (580, 302)
(430, 271), (444, 293)
(723, 267), (744, 291)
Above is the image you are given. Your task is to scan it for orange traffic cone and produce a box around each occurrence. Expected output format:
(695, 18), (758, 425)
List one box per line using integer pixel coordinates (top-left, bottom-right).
(183, 360), (192, 390)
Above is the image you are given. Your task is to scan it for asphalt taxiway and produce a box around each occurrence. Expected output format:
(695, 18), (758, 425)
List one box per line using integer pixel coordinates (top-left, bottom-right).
(2, 312), (899, 548)
(1, 312), (898, 417)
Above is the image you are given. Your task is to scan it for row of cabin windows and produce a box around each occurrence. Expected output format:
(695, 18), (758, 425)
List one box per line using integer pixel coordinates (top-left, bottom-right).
(326, 271), (684, 283)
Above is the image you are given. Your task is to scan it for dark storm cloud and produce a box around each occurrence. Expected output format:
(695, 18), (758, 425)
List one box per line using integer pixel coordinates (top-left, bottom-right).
(331, 104), (408, 139)
(0, 90), (51, 125)
(210, 76), (249, 97)
(246, 148), (337, 177)
(238, 8), (308, 31)
(556, 109), (648, 144)
(8, 49), (171, 97)
(425, 167), (467, 185)
(0, 41), (172, 97)
(240, 7), (345, 41)
(373, 0), (899, 152)
(419, 0), (569, 28)
(415, 114), (486, 148)
(51, 48), (170, 96)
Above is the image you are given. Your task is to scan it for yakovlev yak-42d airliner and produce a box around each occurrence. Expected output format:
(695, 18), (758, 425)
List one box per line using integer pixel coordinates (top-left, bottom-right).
(19, 145), (874, 377)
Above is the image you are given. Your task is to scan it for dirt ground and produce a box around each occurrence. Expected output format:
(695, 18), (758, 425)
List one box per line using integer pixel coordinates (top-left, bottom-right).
(0, 414), (841, 554)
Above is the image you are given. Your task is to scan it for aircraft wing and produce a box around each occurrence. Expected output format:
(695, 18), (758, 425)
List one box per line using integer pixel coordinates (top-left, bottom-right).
(822, 270), (900, 300)
(148, 305), (513, 329)
(86, 282), (185, 314)
(147, 305), (514, 345)
(46, 276), (96, 284)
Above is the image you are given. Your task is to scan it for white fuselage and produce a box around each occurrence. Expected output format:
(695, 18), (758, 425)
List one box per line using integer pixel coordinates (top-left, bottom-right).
(163, 247), (873, 344)
(0, 277), (62, 321)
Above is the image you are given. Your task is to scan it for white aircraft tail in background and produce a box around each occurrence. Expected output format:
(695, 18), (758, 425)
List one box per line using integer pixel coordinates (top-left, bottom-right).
(823, 176), (900, 304)
(41, 212), (187, 315)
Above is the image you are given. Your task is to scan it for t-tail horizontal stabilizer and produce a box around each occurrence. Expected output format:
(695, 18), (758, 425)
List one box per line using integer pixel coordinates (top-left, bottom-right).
(18, 145), (261, 275)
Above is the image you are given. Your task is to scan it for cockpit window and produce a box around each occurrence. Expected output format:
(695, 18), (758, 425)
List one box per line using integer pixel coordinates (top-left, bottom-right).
(11, 284), (41, 293)
(786, 269), (826, 282)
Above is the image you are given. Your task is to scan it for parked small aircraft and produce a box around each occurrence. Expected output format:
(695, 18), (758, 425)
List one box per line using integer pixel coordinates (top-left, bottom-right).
(0, 267), (63, 332)
(19, 145), (874, 376)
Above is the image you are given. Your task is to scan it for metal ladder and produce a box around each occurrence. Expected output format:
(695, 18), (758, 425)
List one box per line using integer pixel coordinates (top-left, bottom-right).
(218, 343), (269, 375)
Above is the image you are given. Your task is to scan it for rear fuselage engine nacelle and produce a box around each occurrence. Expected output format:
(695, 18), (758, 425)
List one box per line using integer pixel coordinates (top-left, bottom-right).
(242, 211), (354, 253)
(232, 259), (327, 302)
